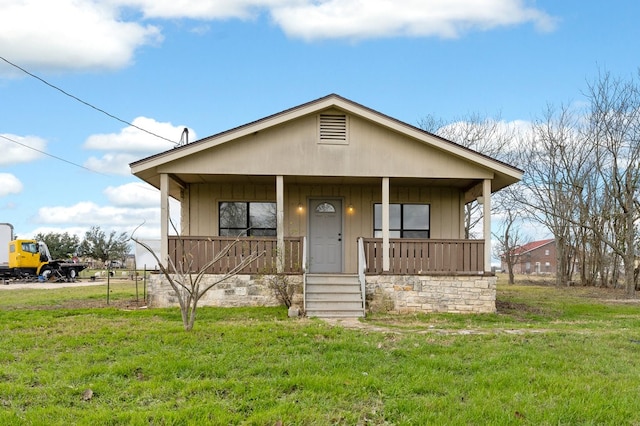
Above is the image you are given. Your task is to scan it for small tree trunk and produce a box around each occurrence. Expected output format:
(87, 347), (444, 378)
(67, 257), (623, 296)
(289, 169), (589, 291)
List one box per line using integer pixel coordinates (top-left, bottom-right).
(508, 262), (515, 285)
(625, 260), (636, 298)
(624, 207), (637, 297)
(186, 297), (197, 331)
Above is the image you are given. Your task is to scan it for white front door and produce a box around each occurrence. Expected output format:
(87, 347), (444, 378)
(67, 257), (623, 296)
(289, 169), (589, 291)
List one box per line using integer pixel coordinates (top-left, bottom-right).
(308, 199), (343, 273)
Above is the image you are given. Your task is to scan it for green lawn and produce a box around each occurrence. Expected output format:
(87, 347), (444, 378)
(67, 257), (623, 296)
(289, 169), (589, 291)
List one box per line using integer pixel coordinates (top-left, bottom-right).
(0, 279), (639, 424)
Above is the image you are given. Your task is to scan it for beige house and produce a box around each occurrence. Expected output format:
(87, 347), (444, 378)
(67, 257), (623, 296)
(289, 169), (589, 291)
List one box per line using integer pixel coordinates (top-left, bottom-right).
(130, 94), (522, 317)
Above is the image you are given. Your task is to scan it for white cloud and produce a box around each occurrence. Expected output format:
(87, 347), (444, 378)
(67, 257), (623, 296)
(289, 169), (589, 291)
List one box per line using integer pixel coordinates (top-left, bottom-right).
(0, 0), (556, 74)
(104, 183), (160, 207)
(276, 0), (556, 40)
(124, 0), (555, 40)
(0, 0), (161, 74)
(83, 117), (195, 175)
(0, 173), (23, 196)
(0, 134), (47, 165)
(33, 196), (180, 240)
(122, 0), (556, 40)
(84, 117), (194, 153)
(84, 153), (140, 176)
(36, 201), (157, 226)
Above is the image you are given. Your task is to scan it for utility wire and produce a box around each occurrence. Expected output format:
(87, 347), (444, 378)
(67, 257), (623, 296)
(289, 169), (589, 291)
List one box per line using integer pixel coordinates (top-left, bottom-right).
(0, 55), (178, 145)
(0, 58), (173, 196)
(1, 133), (162, 195)
(0, 133), (109, 176)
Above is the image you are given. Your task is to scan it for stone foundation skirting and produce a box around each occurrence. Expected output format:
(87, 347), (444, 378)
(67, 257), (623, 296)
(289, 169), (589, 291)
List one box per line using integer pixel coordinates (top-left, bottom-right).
(147, 273), (495, 314)
(365, 275), (497, 314)
(147, 273), (303, 308)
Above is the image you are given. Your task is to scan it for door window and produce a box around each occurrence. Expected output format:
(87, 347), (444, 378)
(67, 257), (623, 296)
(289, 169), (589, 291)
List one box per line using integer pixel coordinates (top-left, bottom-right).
(315, 202), (336, 213)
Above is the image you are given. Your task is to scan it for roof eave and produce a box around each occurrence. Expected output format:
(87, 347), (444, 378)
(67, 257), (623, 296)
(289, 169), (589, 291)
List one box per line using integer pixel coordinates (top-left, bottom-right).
(129, 93), (524, 186)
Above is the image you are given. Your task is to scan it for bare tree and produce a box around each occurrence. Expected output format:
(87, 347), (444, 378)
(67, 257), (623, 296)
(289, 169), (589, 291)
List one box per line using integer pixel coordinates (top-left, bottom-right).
(422, 70), (640, 295)
(518, 104), (593, 286)
(493, 185), (529, 284)
(132, 232), (265, 331)
(419, 112), (518, 237)
(587, 70), (640, 297)
(574, 155), (612, 287)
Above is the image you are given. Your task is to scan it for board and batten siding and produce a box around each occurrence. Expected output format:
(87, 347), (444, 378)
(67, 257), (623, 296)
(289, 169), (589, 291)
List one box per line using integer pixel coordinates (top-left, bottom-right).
(160, 111), (495, 181)
(180, 181), (463, 273)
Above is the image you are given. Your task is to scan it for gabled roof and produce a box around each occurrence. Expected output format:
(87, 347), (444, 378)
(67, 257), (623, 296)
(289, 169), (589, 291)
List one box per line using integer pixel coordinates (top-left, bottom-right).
(130, 93), (523, 191)
(511, 239), (555, 256)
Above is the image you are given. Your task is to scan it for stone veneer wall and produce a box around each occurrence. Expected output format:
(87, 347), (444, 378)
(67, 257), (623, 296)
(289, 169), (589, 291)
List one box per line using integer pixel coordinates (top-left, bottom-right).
(366, 275), (497, 314)
(147, 273), (495, 314)
(147, 273), (303, 308)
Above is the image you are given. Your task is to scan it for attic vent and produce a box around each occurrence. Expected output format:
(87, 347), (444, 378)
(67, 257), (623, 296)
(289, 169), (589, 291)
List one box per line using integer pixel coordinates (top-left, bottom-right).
(319, 114), (348, 145)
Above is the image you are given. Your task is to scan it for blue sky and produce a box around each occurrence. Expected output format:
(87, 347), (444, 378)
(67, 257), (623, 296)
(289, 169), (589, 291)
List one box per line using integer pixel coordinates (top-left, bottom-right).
(1, 0), (639, 243)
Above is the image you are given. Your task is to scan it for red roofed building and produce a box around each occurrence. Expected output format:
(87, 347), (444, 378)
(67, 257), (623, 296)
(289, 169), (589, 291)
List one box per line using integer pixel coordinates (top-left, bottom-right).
(501, 239), (556, 275)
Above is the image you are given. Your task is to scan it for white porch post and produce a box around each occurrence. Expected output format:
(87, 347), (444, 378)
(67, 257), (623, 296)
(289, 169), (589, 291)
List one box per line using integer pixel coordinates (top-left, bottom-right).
(276, 175), (285, 274)
(160, 173), (169, 268)
(482, 178), (492, 273)
(382, 177), (390, 272)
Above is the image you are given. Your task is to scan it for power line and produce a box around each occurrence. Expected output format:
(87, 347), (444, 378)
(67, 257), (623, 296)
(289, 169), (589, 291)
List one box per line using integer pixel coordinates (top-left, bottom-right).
(0, 133), (109, 176)
(0, 55), (178, 145)
(1, 133), (163, 195)
(0, 134), (171, 198)
(1, 56), (177, 194)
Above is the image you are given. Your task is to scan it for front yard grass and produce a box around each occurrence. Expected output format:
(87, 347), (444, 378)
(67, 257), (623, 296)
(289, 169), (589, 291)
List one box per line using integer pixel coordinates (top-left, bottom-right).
(0, 278), (639, 424)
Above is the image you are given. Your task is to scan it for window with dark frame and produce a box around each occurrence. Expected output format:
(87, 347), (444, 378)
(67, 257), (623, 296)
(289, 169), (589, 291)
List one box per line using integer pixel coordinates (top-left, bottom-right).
(219, 202), (277, 237)
(373, 203), (430, 238)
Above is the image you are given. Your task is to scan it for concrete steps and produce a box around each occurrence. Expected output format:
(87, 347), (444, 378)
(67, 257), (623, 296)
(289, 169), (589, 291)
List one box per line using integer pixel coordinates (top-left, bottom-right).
(305, 274), (364, 318)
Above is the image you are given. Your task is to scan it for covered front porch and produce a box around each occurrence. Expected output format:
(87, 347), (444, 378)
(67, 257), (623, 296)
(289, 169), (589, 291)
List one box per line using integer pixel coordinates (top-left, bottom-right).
(151, 171), (497, 317)
(158, 174), (495, 277)
(153, 172), (496, 316)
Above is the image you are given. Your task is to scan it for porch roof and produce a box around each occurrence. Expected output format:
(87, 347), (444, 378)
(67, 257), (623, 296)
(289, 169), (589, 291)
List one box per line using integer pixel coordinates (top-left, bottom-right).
(130, 94), (523, 195)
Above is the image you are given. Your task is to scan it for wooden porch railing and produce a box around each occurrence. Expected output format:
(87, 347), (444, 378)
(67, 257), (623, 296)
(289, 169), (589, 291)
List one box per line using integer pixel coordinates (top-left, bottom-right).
(362, 238), (485, 275)
(167, 236), (304, 274)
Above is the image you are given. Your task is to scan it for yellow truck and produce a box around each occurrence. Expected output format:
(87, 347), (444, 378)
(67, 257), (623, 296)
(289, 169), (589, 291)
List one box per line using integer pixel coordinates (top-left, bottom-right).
(1, 223), (87, 282)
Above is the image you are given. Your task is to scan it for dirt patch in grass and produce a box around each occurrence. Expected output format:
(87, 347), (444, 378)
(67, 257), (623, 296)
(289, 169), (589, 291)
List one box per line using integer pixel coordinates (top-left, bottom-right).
(495, 299), (547, 316)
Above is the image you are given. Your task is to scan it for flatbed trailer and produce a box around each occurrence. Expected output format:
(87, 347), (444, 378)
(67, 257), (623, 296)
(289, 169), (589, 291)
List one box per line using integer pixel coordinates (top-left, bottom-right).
(0, 224), (87, 282)
(0, 261), (87, 282)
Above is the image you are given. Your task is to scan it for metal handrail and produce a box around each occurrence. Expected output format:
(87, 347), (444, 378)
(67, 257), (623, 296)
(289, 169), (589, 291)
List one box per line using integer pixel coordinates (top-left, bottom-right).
(357, 237), (367, 312)
(302, 236), (307, 312)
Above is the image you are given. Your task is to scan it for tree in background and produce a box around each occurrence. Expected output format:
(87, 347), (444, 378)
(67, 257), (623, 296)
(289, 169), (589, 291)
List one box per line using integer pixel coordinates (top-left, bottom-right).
(516, 70), (640, 293)
(492, 185), (529, 285)
(518, 104), (591, 286)
(419, 112), (517, 237)
(587, 70), (640, 296)
(33, 231), (80, 260)
(78, 226), (129, 265)
(420, 69), (640, 294)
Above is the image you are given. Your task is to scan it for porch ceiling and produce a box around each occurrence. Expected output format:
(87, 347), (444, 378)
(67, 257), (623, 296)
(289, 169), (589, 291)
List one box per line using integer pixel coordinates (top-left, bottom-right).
(172, 173), (477, 189)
